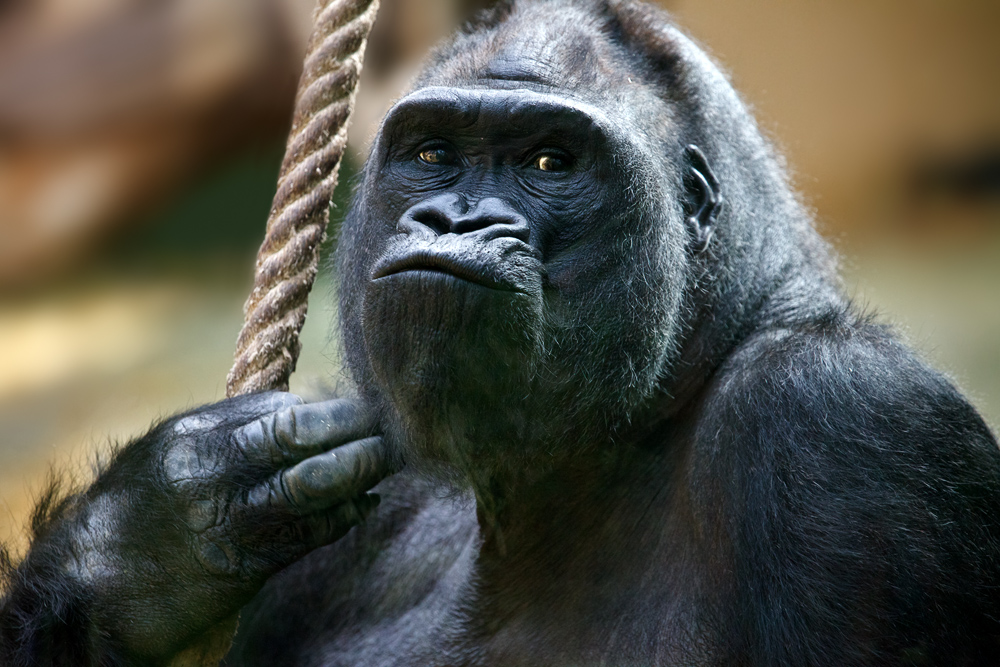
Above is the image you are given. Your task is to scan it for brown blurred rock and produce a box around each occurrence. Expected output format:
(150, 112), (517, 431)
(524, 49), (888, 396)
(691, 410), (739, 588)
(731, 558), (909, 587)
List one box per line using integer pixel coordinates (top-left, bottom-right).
(0, 0), (314, 287)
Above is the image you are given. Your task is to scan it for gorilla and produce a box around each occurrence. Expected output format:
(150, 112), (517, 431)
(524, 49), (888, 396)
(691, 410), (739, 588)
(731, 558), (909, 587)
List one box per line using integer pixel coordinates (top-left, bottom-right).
(3, 0), (1000, 664)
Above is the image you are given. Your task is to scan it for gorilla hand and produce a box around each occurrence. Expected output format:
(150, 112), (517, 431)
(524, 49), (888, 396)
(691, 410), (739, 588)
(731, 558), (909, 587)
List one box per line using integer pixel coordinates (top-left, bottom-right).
(5, 393), (392, 663)
(164, 393), (388, 581)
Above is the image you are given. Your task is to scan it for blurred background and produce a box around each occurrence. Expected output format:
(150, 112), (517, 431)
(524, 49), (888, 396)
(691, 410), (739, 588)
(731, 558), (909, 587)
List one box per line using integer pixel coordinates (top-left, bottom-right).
(0, 0), (997, 549)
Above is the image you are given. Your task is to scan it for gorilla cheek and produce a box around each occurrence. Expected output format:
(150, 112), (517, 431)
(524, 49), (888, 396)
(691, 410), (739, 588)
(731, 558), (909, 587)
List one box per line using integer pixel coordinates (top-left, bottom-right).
(361, 273), (543, 444)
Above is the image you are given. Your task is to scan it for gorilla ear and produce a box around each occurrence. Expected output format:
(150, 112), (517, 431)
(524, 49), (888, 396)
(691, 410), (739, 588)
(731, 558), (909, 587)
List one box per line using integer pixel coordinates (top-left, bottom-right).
(683, 145), (722, 253)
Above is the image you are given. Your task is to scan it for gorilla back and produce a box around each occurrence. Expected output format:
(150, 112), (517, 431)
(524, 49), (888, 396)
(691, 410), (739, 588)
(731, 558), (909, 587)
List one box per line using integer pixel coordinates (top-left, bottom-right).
(4, 1), (1000, 665)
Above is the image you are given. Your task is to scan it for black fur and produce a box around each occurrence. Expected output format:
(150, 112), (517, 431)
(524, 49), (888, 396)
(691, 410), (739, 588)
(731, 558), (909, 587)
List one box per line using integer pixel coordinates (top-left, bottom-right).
(3, 1), (999, 664)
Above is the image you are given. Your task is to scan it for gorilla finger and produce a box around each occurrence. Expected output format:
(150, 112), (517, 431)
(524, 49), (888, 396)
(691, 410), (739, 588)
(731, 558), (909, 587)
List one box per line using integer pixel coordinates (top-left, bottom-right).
(297, 494), (381, 550)
(232, 398), (376, 466)
(229, 391), (304, 420)
(168, 392), (303, 438)
(245, 436), (390, 513)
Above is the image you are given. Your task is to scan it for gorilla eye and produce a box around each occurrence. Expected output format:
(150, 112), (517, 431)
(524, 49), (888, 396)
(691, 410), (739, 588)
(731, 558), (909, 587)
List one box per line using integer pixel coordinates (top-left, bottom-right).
(418, 147), (455, 166)
(533, 153), (570, 172)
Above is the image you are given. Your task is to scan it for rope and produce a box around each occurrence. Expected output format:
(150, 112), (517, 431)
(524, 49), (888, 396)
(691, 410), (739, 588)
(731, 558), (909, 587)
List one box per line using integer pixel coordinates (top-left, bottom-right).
(168, 2), (379, 664)
(225, 0), (380, 399)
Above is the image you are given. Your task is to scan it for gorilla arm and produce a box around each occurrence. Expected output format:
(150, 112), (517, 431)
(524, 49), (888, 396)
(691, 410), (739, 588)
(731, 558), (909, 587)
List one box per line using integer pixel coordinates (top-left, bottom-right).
(0, 393), (393, 665)
(698, 319), (1000, 664)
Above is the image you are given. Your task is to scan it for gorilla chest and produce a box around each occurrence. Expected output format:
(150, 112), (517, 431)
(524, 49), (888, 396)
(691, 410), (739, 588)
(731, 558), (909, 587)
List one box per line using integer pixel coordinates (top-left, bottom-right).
(327, 524), (717, 666)
(461, 596), (712, 666)
(356, 572), (713, 667)
(320, 577), (711, 666)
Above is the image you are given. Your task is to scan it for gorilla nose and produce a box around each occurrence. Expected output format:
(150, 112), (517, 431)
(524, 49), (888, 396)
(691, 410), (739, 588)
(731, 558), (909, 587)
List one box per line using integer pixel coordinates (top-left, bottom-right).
(399, 194), (529, 242)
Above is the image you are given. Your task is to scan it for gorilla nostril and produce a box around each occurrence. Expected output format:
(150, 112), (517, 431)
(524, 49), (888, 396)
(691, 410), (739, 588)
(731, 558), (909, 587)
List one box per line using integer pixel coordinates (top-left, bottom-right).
(452, 198), (530, 241)
(400, 196), (529, 242)
(399, 194), (469, 236)
(411, 208), (452, 235)
(453, 217), (530, 242)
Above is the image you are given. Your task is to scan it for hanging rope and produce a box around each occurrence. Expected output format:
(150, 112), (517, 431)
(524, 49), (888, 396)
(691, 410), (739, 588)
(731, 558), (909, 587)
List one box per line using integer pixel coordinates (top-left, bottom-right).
(225, 0), (380, 399)
(168, 2), (379, 664)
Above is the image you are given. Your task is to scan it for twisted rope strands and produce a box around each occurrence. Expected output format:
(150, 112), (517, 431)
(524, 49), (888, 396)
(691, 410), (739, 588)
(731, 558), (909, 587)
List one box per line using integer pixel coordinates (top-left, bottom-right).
(166, 2), (378, 665)
(225, 0), (380, 398)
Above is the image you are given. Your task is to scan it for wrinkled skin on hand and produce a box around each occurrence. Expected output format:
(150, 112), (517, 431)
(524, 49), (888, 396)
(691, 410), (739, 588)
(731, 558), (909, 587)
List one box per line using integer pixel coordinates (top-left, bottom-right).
(24, 392), (391, 663)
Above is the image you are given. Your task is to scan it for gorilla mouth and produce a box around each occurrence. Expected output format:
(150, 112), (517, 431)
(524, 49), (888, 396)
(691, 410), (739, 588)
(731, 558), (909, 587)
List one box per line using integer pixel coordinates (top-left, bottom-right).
(372, 251), (522, 292)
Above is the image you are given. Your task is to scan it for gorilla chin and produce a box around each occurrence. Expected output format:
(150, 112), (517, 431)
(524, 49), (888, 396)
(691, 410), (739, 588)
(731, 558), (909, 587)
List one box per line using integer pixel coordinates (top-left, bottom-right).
(362, 266), (545, 479)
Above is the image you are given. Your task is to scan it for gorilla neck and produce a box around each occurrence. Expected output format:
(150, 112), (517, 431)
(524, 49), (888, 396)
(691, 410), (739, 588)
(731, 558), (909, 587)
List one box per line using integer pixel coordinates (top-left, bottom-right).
(472, 453), (631, 558)
(465, 426), (700, 629)
(393, 395), (677, 559)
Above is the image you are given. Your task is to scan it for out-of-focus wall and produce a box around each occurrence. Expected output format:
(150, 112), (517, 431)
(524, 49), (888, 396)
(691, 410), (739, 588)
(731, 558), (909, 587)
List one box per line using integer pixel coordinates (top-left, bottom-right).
(0, 0), (315, 286)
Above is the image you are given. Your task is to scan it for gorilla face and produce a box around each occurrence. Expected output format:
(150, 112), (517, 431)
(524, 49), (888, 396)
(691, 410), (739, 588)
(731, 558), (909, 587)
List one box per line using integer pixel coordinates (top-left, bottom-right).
(338, 15), (702, 481)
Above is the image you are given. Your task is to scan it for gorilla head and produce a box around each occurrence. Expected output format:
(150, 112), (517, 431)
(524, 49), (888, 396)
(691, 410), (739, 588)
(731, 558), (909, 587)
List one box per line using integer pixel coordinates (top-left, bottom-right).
(337, 0), (836, 489)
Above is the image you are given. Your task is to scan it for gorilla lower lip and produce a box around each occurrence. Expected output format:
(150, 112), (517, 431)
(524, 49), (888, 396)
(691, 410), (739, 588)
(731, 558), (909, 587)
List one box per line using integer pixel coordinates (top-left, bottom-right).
(373, 253), (522, 292)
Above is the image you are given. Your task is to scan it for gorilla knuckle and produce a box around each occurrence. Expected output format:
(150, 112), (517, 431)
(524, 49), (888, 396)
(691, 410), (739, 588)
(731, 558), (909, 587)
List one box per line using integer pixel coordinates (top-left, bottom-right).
(281, 457), (340, 507)
(272, 406), (301, 449)
(184, 498), (221, 534)
(161, 440), (204, 489)
(171, 413), (225, 436)
(265, 391), (305, 410)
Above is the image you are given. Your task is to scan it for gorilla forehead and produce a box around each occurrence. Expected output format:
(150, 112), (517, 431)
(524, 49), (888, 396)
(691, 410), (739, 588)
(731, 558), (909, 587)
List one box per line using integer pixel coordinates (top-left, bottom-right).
(424, 1), (630, 84)
(413, 0), (676, 140)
